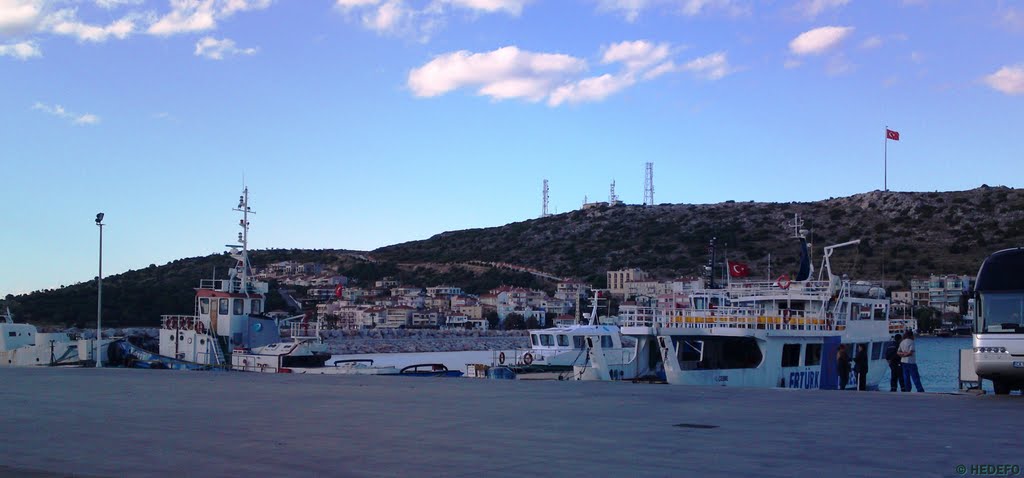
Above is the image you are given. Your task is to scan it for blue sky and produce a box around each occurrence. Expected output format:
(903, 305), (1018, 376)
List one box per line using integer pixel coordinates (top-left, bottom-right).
(2, 0), (1023, 296)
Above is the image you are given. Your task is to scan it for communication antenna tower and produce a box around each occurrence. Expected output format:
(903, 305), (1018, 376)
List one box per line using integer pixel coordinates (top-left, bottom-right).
(542, 179), (550, 217)
(643, 162), (654, 206)
(609, 180), (618, 203)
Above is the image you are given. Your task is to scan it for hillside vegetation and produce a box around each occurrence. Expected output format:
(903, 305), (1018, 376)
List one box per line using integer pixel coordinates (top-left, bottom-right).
(7, 186), (1023, 327)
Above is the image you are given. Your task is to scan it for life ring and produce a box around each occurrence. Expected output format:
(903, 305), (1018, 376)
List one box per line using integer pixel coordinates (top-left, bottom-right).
(498, 352), (506, 365)
(523, 352), (534, 366)
(777, 274), (791, 290)
(782, 309), (791, 325)
(169, 317), (179, 330)
(195, 321), (206, 335)
(185, 317), (194, 330)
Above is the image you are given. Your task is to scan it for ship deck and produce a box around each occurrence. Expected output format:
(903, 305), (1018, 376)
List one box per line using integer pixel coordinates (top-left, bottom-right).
(1, 367), (1019, 477)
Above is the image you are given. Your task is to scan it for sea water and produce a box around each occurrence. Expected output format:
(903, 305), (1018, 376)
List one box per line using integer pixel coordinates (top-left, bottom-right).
(333, 337), (980, 392)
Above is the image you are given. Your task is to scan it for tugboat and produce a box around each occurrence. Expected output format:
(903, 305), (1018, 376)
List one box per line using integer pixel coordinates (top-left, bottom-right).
(111, 187), (331, 372)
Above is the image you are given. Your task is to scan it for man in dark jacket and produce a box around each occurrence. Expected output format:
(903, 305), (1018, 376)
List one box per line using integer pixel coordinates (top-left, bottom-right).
(885, 334), (906, 392)
(837, 344), (851, 390)
(855, 344), (869, 391)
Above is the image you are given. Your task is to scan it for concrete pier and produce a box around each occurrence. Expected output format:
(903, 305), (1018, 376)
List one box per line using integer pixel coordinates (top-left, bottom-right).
(0, 367), (1020, 477)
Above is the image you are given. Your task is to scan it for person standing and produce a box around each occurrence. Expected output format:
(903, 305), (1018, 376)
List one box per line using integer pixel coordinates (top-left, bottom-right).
(854, 343), (868, 391)
(885, 334), (907, 392)
(837, 344), (851, 390)
(898, 330), (925, 392)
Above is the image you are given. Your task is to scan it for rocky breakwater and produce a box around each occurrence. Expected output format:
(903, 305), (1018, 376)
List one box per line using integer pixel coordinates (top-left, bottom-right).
(59, 327), (530, 355)
(319, 329), (530, 354)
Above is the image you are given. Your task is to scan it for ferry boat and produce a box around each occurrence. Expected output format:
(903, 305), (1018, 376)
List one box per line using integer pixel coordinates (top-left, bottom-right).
(111, 187), (331, 372)
(1, 307), (108, 367)
(606, 216), (903, 390)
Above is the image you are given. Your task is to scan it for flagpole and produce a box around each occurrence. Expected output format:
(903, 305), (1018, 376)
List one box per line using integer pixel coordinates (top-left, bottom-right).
(884, 125), (888, 192)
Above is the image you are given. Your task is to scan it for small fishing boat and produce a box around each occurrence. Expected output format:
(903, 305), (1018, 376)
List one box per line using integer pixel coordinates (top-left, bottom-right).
(398, 363), (464, 377)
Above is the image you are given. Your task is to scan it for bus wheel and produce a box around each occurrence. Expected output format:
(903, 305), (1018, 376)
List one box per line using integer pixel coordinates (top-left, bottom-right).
(993, 381), (1012, 395)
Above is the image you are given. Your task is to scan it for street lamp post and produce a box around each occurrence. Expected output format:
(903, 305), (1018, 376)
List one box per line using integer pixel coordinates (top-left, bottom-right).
(95, 212), (104, 368)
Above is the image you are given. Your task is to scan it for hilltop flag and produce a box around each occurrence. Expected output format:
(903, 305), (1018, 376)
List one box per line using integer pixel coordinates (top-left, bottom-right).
(886, 129), (900, 141)
(334, 283), (344, 298)
(728, 261), (750, 278)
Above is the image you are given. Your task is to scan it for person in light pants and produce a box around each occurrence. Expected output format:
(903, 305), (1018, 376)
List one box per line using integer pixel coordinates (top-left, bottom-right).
(898, 330), (925, 392)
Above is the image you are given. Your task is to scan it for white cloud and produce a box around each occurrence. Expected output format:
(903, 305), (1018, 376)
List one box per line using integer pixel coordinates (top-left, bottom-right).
(0, 0), (42, 33)
(337, 0), (523, 40)
(678, 0), (749, 17)
(148, 0), (217, 35)
(148, 0), (270, 36)
(95, 0), (143, 9)
(409, 40), (709, 106)
(601, 40), (670, 72)
(32, 102), (100, 125)
(220, 0), (271, 16)
(796, 0), (848, 18)
(194, 36), (256, 59)
(983, 65), (1024, 95)
(682, 51), (733, 80)
(594, 0), (649, 22)
(0, 39), (40, 59)
(407, 46), (585, 100)
(789, 25), (853, 55)
(442, 0), (528, 15)
(42, 9), (135, 42)
(548, 73), (635, 106)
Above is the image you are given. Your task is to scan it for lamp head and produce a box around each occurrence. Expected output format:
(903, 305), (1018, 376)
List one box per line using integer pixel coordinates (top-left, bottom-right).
(95, 212), (104, 224)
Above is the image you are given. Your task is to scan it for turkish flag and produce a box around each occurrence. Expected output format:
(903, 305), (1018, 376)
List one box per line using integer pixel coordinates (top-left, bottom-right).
(728, 261), (750, 278)
(886, 129), (900, 141)
(334, 283), (344, 298)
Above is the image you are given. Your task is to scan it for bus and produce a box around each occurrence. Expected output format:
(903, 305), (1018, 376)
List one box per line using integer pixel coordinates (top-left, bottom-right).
(972, 247), (1024, 395)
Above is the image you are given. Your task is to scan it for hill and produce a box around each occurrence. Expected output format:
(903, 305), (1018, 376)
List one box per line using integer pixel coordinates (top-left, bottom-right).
(7, 186), (1023, 327)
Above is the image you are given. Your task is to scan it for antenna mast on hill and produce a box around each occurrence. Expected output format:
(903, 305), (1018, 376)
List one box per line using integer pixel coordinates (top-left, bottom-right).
(542, 179), (550, 218)
(644, 162), (654, 206)
(609, 180), (618, 204)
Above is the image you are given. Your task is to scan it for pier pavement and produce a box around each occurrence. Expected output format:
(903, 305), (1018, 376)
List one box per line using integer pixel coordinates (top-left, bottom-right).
(0, 367), (1020, 478)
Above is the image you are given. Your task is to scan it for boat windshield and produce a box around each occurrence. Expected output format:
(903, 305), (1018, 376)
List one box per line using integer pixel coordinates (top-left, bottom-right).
(979, 292), (1024, 333)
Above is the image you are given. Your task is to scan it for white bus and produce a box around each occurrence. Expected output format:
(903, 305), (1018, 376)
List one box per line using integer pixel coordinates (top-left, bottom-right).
(972, 247), (1024, 395)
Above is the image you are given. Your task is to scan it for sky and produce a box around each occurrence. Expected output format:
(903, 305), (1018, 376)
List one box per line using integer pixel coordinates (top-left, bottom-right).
(2, 0), (1023, 297)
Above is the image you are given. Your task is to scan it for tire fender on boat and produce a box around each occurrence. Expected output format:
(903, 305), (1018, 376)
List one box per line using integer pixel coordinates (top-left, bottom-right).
(523, 352), (534, 366)
(498, 352), (506, 365)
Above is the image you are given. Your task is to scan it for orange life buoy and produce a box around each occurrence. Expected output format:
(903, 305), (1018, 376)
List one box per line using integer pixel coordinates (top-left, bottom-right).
(195, 321), (207, 335)
(169, 317), (179, 329)
(186, 317), (195, 330)
(523, 352), (534, 366)
(777, 274), (791, 290)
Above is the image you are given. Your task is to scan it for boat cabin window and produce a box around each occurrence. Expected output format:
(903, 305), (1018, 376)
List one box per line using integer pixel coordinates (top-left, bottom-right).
(251, 299), (261, 314)
(978, 292), (1024, 333)
(673, 336), (762, 369)
(678, 340), (703, 362)
(531, 334), (539, 346)
(200, 298), (210, 315)
(233, 299), (244, 315)
(805, 343), (822, 366)
(871, 342), (883, 360)
(781, 343), (801, 367)
(873, 305), (887, 320)
(557, 335), (569, 347)
(601, 336), (613, 348)
(540, 334), (554, 346)
(7, 332), (14, 337)
(219, 299), (229, 315)
(573, 336), (584, 349)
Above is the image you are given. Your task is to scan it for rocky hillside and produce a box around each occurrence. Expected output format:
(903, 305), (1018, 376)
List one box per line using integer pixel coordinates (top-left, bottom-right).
(374, 186), (1024, 285)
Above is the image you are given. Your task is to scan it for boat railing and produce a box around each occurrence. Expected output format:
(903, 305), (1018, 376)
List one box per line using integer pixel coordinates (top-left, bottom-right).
(727, 280), (833, 298)
(623, 308), (847, 332)
(161, 315), (200, 330)
(198, 278), (269, 294)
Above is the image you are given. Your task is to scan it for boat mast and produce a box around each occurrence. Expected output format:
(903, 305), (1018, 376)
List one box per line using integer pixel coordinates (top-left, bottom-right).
(231, 187), (254, 296)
